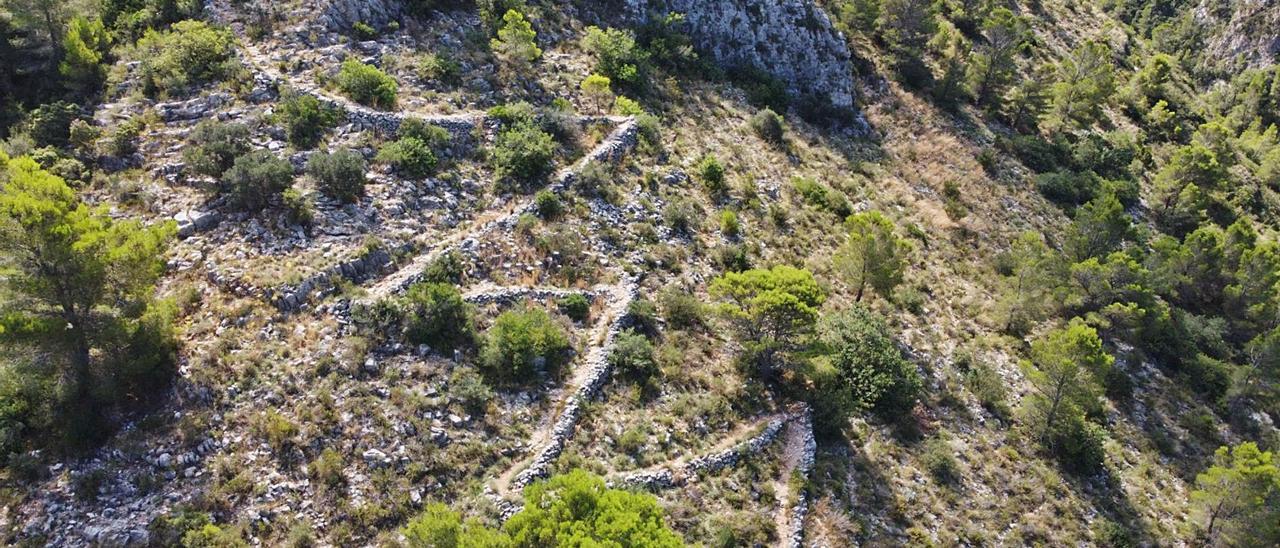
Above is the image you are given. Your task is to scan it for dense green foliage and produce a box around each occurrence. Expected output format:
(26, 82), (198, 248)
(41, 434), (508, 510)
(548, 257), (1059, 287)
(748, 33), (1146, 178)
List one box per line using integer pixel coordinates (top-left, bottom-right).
(491, 9), (540, 66)
(490, 121), (555, 186)
(403, 470), (684, 547)
(1191, 442), (1280, 546)
(377, 136), (438, 179)
(816, 305), (921, 419)
(278, 93), (340, 149)
(182, 120), (251, 179)
(134, 20), (236, 97)
(306, 148), (367, 204)
(219, 150), (294, 211)
(834, 211), (911, 302)
(335, 59), (398, 109)
(0, 155), (176, 453)
(402, 282), (476, 353)
(479, 306), (570, 382)
(710, 265), (825, 373)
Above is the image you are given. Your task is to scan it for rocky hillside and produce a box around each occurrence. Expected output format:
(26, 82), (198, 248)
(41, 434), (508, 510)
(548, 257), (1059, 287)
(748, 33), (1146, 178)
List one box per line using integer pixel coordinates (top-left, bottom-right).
(2, 0), (1280, 546)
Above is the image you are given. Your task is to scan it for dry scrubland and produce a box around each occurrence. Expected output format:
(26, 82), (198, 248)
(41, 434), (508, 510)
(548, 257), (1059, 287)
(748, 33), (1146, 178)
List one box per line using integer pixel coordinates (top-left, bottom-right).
(2, 0), (1280, 546)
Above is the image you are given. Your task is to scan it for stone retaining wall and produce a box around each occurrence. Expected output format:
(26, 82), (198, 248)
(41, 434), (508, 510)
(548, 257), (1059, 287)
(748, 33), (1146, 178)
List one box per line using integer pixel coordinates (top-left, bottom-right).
(509, 280), (639, 493)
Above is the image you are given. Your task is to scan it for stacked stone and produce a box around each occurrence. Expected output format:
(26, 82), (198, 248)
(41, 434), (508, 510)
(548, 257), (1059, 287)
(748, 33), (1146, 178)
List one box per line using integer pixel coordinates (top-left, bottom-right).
(270, 245), (396, 311)
(509, 281), (638, 492)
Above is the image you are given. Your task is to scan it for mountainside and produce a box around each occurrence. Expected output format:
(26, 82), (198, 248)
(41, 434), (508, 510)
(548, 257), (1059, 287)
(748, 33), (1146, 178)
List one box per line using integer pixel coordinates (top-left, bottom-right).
(2, 0), (1280, 546)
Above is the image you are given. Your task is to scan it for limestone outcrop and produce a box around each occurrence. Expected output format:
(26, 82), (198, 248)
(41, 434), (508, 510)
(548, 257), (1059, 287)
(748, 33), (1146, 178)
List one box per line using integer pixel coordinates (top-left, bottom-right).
(628, 0), (857, 109)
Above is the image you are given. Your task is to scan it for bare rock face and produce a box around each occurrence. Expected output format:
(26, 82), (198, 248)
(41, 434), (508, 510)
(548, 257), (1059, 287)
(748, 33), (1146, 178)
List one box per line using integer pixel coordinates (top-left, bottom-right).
(317, 0), (405, 31)
(1196, 0), (1280, 72)
(629, 0), (856, 109)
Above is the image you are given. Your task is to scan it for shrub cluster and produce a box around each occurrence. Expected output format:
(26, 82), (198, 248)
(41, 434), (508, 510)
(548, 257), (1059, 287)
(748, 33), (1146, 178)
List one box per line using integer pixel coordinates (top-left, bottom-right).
(135, 20), (237, 97)
(479, 307), (570, 382)
(335, 59), (398, 109)
(306, 148), (367, 203)
(220, 150), (294, 211)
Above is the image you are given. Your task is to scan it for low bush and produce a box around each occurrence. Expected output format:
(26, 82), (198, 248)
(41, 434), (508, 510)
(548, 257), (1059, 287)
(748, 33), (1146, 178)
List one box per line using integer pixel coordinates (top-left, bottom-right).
(1036, 170), (1101, 208)
(719, 210), (740, 237)
(401, 282), (476, 353)
(307, 148), (367, 203)
(309, 448), (345, 490)
(696, 153), (726, 195)
(335, 59), (397, 109)
(135, 20), (237, 97)
(398, 118), (452, 149)
(278, 93), (339, 149)
(479, 307), (571, 382)
(376, 137), (438, 179)
(626, 299), (660, 335)
(220, 150), (294, 211)
(662, 197), (699, 235)
(557, 293), (590, 322)
(421, 250), (465, 285)
(749, 107), (785, 144)
(535, 189), (563, 219)
(281, 188), (313, 227)
(608, 329), (658, 383)
(658, 287), (704, 330)
(448, 366), (493, 415)
(23, 101), (80, 148)
(490, 121), (555, 186)
(183, 120), (251, 178)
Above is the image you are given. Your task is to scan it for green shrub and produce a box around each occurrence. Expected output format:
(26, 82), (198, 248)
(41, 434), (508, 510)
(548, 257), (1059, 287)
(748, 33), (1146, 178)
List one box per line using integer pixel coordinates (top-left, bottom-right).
(662, 197), (699, 234)
(490, 121), (555, 186)
(1002, 134), (1069, 173)
(335, 59), (398, 109)
(136, 20), (237, 97)
(818, 305), (921, 415)
(281, 188), (313, 227)
(626, 299), (660, 335)
(791, 176), (851, 217)
(448, 365), (493, 415)
(183, 120), (251, 178)
(220, 150), (294, 211)
(68, 119), (102, 153)
(749, 107), (785, 144)
(719, 210), (740, 237)
(413, 52), (461, 84)
(398, 118), (452, 149)
(401, 282), (476, 352)
(377, 137), (438, 179)
(307, 148), (367, 203)
(696, 153), (726, 195)
(608, 329), (657, 383)
(255, 410), (299, 455)
(309, 448), (345, 490)
(534, 189), (563, 219)
(148, 509), (216, 548)
(23, 101), (80, 148)
(716, 243), (752, 273)
(105, 118), (144, 157)
(921, 437), (960, 485)
(1048, 411), (1107, 474)
(278, 93), (339, 149)
(658, 287), (704, 330)
(422, 250), (465, 285)
(729, 65), (789, 112)
(581, 26), (647, 88)
(487, 101), (537, 126)
(557, 293), (590, 322)
(963, 361), (1010, 417)
(352, 21), (377, 40)
(480, 307), (571, 382)
(1035, 170), (1101, 208)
